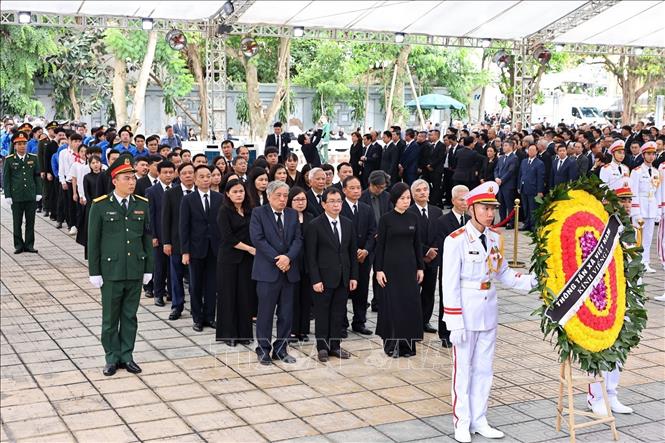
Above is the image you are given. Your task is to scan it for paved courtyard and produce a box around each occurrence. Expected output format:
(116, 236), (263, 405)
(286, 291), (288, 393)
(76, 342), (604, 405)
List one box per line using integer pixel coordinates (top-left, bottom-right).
(1, 204), (664, 443)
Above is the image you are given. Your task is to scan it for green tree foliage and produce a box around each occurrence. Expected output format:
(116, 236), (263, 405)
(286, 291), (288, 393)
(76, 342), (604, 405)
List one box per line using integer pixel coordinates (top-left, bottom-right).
(44, 29), (111, 119)
(0, 25), (58, 116)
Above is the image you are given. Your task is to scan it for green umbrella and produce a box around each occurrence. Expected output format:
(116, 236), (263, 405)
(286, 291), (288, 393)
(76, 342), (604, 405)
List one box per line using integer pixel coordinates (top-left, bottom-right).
(406, 94), (466, 110)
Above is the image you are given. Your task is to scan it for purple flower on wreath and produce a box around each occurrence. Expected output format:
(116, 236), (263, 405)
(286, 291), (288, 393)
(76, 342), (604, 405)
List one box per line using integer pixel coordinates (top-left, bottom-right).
(579, 231), (608, 311)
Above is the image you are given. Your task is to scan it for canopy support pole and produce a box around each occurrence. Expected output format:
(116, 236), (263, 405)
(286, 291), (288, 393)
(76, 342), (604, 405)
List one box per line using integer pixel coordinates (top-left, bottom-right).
(405, 64), (425, 129)
(206, 28), (227, 143)
(385, 64), (398, 130)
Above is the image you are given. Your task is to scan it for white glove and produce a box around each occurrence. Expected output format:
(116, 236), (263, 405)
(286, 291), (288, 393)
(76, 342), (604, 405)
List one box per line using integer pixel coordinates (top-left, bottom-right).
(142, 273), (153, 284)
(5, 197), (12, 205)
(36, 195), (42, 202)
(449, 329), (467, 346)
(89, 275), (104, 288)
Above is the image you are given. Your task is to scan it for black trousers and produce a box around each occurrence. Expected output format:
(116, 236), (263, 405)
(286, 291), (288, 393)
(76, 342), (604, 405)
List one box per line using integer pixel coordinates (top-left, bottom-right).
(11, 200), (36, 250)
(217, 257), (254, 341)
(442, 169), (454, 206)
(429, 171), (444, 208)
(56, 184), (66, 223)
(420, 266), (437, 325)
(65, 185), (76, 228)
(292, 272), (312, 337)
(256, 274), (294, 357)
(153, 245), (170, 299)
(345, 257), (371, 330)
(75, 202), (86, 230)
(188, 250), (217, 324)
(498, 185), (515, 222)
(44, 177), (57, 215)
(314, 282), (347, 352)
(521, 192), (537, 229)
(371, 269), (382, 311)
(437, 272), (451, 342)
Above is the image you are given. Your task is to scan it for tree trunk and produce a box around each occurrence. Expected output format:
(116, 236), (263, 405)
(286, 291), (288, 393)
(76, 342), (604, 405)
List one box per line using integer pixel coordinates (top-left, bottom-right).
(69, 86), (81, 121)
(184, 43), (208, 140)
(392, 45), (412, 127)
(129, 30), (158, 132)
(477, 51), (488, 123)
(112, 57), (128, 125)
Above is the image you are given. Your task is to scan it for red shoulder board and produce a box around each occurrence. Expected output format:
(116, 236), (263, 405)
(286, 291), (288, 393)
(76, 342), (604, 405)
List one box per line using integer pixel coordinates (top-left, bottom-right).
(488, 226), (500, 234)
(450, 227), (466, 238)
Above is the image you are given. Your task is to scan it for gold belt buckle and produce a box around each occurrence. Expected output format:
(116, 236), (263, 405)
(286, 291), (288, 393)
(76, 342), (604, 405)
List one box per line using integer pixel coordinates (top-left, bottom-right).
(480, 282), (491, 290)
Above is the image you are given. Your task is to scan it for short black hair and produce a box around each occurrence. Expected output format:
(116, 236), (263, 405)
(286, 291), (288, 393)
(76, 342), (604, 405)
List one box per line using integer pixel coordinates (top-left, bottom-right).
(146, 135), (160, 144)
(321, 163), (334, 173)
(157, 160), (175, 172)
(180, 148), (191, 155)
(264, 146), (279, 156)
(192, 153), (207, 163)
(134, 134), (145, 141)
(135, 156), (149, 164)
(194, 164), (212, 175)
(165, 125), (172, 130)
(158, 144), (171, 151)
(321, 186), (342, 203)
(178, 162), (195, 173)
(273, 121), (283, 128)
(336, 161), (351, 172)
(236, 145), (248, 154)
(342, 175), (361, 188)
(166, 152), (180, 160)
(405, 128), (416, 139)
(382, 130), (392, 138)
(222, 139), (235, 149)
(389, 182), (410, 205)
(148, 154), (163, 164)
(69, 133), (83, 141)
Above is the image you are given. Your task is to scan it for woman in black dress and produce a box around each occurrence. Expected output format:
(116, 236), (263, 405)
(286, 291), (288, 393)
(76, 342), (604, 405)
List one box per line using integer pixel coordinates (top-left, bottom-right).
(480, 145), (498, 183)
(246, 167), (269, 207)
(287, 186), (314, 342)
(374, 182), (424, 358)
(76, 154), (103, 257)
(268, 163), (288, 182)
(216, 179), (256, 346)
(348, 131), (363, 178)
(285, 153), (303, 188)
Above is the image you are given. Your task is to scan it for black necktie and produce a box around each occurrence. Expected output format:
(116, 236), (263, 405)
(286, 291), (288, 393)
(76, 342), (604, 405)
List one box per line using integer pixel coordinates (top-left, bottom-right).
(353, 204), (357, 216)
(203, 193), (209, 215)
(332, 220), (340, 246)
(275, 212), (284, 237)
(153, 179), (158, 185)
(121, 198), (128, 211)
(618, 164), (623, 175)
(165, 185), (170, 191)
(479, 233), (487, 251)
(186, 189), (192, 194)
(316, 194), (322, 205)
(421, 208), (427, 219)
(648, 167), (652, 177)
(459, 214), (464, 226)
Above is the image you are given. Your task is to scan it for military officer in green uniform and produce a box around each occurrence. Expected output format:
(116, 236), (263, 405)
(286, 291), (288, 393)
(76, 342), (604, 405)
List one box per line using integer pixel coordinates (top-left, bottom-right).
(88, 154), (153, 376)
(3, 131), (41, 254)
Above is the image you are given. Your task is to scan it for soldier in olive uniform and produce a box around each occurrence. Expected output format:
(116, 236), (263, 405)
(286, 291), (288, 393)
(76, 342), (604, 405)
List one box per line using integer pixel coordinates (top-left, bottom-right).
(88, 154), (153, 376)
(3, 131), (41, 254)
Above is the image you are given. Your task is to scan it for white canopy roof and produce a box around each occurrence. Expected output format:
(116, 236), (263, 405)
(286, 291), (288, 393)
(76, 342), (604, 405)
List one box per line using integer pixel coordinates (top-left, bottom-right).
(3, 0), (664, 48)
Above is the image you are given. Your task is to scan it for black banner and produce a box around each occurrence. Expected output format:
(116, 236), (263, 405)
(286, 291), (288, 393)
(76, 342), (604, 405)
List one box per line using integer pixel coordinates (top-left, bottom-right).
(544, 215), (623, 326)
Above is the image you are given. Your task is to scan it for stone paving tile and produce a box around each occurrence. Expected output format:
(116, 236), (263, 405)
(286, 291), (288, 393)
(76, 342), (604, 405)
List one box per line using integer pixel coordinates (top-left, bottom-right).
(2, 207), (664, 442)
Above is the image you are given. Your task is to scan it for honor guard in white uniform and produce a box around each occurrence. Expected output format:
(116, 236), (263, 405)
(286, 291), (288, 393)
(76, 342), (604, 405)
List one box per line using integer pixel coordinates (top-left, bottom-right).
(629, 141), (661, 273)
(599, 140), (629, 190)
(587, 179), (634, 416)
(441, 181), (536, 443)
(655, 162), (665, 302)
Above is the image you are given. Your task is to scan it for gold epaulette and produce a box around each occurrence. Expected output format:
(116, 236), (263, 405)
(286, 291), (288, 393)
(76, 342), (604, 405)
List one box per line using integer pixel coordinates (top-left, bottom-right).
(134, 194), (148, 202)
(5, 154), (14, 158)
(93, 194), (108, 203)
(450, 227), (465, 238)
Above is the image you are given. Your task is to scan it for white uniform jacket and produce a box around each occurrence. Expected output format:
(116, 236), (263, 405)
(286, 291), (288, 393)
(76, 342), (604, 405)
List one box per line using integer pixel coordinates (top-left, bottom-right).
(441, 221), (535, 332)
(599, 161), (629, 189)
(629, 164), (660, 219)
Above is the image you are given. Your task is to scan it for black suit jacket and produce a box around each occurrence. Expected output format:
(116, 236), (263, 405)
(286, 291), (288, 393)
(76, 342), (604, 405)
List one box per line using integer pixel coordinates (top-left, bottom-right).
(135, 175), (157, 198)
(162, 184), (191, 255)
(537, 150), (553, 191)
(380, 142), (400, 184)
(576, 154), (590, 177)
(145, 183), (167, 241)
(452, 147), (483, 184)
(408, 204), (443, 269)
(428, 141), (447, 173)
(341, 200), (377, 253)
(179, 190), (223, 259)
(359, 189), (393, 224)
(96, 169), (113, 197)
(349, 142), (363, 177)
(306, 189), (324, 217)
(435, 210), (467, 262)
(265, 132), (291, 162)
(305, 214), (358, 288)
(551, 156), (579, 187)
(364, 142), (382, 178)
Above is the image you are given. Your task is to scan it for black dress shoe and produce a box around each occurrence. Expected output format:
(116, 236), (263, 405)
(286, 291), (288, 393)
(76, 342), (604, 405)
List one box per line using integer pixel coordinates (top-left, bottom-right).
(119, 361), (142, 374)
(50, 216), (57, 221)
(340, 329), (348, 338)
(352, 326), (373, 335)
(204, 320), (216, 329)
(103, 362), (117, 376)
(423, 323), (437, 333)
(154, 296), (165, 307)
(272, 353), (296, 363)
(42, 211), (49, 217)
(144, 289), (154, 298)
(14, 248), (23, 254)
(168, 309), (182, 320)
(257, 352), (272, 365)
(298, 334), (309, 342)
(192, 323), (203, 332)
(238, 340), (252, 345)
(36, 208), (42, 213)
(166, 293), (172, 302)
(55, 222), (62, 229)
(330, 349), (351, 359)
(441, 339), (452, 348)
(318, 349), (329, 362)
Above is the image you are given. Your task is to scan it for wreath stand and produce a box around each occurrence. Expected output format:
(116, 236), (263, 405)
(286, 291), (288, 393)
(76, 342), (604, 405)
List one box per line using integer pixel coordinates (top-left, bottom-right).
(555, 357), (619, 442)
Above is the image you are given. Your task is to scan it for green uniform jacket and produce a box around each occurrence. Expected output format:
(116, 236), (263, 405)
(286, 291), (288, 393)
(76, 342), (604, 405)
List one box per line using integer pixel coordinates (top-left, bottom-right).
(88, 194), (154, 281)
(2, 153), (40, 202)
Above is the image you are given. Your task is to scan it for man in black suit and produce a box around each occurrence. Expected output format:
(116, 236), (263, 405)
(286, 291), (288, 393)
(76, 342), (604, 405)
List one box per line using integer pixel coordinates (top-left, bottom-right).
(306, 167), (326, 216)
(379, 130), (399, 187)
(135, 155), (162, 197)
(434, 184), (469, 347)
(536, 140), (553, 193)
(426, 129), (446, 207)
(265, 121), (291, 163)
(333, 162), (353, 191)
(518, 145), (545, 231)
(442, 134), (458, 206)
(162, 163), (196, 320)
(250, 181), (302, 365)
(409, 179), (443, 333)
(551, 144), (579, 187)
(360, 133), (382, 188)
(180, 165), (222, 332)
(452, 136), (483, 189)
(341, 176), (376, 336)
(146, 160), (176, 307)
(359, 170), (393, 312)
(573, 142), (590, 177)
(306, 187), (359, 362)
